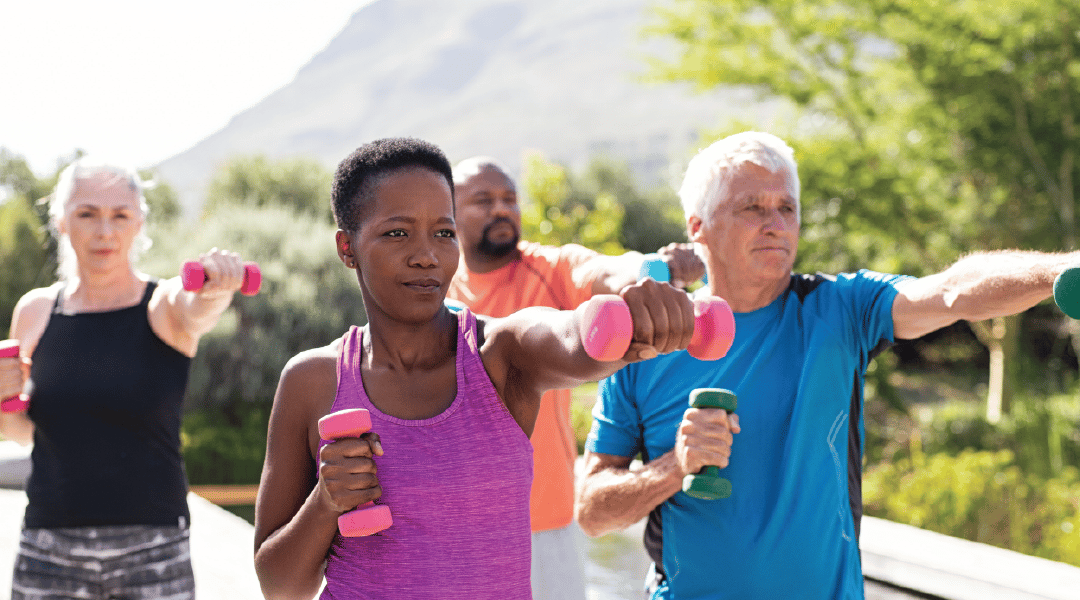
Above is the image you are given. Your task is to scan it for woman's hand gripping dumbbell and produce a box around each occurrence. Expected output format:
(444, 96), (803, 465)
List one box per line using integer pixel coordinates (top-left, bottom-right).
(578, 282), (736, 362)
(180, 252), (262, 296)
(318, 408), (393, 536)
(0, 340), (29, 413)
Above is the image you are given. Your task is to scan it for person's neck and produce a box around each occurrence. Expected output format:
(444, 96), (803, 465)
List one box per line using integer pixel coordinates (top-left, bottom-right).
(709, 273), (790, 313)
(461, 245), (521, 275)
(65, 267), (145, 312)
(362, 308), (457, 373)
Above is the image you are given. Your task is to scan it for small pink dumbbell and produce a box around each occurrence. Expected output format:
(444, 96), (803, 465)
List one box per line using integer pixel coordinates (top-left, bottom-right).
(579, 294), (735, 362)
(180, 261), (262, 296)
(317, 408), (394, 537)
(0, 340), (29, 413)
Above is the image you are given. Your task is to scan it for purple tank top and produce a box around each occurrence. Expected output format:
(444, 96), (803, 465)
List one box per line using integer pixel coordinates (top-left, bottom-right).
(320, 308), (533, 599)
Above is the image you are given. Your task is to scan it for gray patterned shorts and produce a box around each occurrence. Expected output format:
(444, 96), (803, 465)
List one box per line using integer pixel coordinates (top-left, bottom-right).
(11, 524), (194, 600)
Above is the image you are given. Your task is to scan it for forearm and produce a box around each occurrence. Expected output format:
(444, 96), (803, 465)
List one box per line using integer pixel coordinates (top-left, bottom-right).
(576, 451), (684, 537)
(255, 488), (341, 600)
(939, 250), (1080, 319)
(176, 285), (235, 339)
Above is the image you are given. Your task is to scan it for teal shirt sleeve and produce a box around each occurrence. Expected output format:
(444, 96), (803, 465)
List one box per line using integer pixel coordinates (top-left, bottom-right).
(586, 368), (643, 459)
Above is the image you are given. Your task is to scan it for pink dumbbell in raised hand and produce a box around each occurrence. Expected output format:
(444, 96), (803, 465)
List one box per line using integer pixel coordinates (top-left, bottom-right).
(180, 261), (262, 296)
(579, 294), (735, 362)
(317, 408), (394, 537)
(0, 340), (29, 413)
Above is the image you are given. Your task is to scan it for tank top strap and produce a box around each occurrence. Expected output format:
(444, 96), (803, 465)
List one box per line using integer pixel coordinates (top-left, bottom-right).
(335, 325), (365, 411)
(140, 279), (158, 306)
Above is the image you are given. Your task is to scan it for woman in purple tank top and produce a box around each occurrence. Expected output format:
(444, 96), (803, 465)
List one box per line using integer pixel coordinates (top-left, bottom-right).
(253, 138), (698, 600)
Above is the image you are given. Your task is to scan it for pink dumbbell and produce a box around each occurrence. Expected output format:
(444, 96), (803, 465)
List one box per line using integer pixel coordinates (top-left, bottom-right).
(0, 340), (29, 413)
(579, 294), (735, 362)
(317, 408), (394, 537)
(180, 261), (262, 296)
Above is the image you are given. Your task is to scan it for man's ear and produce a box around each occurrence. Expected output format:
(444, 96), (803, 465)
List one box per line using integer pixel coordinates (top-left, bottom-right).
(687, 215), (704, 244)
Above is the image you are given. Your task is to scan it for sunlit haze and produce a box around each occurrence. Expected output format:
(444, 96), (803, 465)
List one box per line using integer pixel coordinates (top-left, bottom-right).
(0, 0), (370, 175)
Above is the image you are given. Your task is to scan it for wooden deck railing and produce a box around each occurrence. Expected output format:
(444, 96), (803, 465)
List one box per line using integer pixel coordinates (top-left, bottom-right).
(189, 484), (259, 506)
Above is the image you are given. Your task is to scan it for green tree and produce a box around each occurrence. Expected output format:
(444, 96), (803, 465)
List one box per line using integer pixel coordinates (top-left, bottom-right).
(644, 0), (1080, 417)
(569, 157), (688, 253)
(0, 149), (55, 334)
(519, 152), (626, 255)
(141, 171), (182, 225)
(202, 154), (333, 221)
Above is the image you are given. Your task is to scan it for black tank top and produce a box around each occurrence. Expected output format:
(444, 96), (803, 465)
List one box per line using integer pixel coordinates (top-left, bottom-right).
(25, 280), (193, 528)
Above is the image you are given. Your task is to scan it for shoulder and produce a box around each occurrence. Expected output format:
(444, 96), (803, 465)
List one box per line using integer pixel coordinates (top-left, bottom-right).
(274, 341), (343, 424)
(11, 284), (61, 342)
(280, 342), (340, 386)
(518, 240), (598, 264)
(790, 271), (909, 303)
(13, 284), (60, 318)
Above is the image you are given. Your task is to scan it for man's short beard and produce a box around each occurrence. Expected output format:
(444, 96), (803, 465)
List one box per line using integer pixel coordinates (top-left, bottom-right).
(477, 219), (519, 258)
(477, 233), (519, 259)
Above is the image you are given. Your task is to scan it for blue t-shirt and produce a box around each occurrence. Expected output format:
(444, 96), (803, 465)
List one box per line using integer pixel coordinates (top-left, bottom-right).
(586, 271), (908, 600)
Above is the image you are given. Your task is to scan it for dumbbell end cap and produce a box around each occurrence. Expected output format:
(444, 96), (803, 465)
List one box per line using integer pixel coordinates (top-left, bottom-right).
(318, 408), (373, 440)
(682, 474), (732, 500)
(180, 262), (205, 292)
(339, 504), (393, 537)
(241, 262), (262, 296)
(688, 297), (736, 361)
(0, 340), (19, 358)
(1054, 267), (1080, 319)
(688, 388), (737, 411)
(580, 295), (633, 362)
(1, 395), (29, 413)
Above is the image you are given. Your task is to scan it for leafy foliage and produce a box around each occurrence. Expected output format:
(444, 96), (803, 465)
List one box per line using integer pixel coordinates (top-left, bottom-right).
(519, 152), (688, 254)
(864, 449), (1080, 566)
(0, 150), (55, 334)
(202, 154), (333, 221)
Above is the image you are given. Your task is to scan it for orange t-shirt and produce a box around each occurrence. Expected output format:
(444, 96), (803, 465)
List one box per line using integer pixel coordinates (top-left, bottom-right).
(446, 240), (600, 532)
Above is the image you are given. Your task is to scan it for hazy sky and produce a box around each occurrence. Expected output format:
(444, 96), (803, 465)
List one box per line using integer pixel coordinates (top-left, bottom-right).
(1, 0), (371, 175)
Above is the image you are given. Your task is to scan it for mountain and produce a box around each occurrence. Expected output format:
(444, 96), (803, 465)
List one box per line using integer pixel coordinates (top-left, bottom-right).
(156, 0), (777, 214)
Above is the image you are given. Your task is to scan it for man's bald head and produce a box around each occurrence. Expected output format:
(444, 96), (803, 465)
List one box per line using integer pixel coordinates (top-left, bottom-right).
(452, 156), (512, 187)
(453, 156), (521, 263)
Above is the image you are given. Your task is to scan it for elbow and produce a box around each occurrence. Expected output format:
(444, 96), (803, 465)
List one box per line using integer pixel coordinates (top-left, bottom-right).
(255, 557), (323, 600)
(574, 489), (607, 538)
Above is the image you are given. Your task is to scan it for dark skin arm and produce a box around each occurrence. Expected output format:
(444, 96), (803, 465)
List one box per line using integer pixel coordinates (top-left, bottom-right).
(253, 344), (385, 600)
(479, 278), (698, 436)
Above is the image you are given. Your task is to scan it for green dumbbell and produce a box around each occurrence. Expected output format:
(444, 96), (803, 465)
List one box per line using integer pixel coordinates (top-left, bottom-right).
(681, 388), (738, 500)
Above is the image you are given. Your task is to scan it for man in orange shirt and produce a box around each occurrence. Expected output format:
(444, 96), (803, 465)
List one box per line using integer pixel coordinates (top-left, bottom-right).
(447, 156), (703, 600)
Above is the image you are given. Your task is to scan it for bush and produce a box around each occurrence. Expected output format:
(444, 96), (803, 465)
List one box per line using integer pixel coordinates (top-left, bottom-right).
(916, 394), (1080, 479)
(864, 449), (1080, 566)
(181, 405), (269, 485)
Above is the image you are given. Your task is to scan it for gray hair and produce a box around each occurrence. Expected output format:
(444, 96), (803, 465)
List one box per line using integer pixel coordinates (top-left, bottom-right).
(49, 158), (152, 281)
(678, 131), (800, 226)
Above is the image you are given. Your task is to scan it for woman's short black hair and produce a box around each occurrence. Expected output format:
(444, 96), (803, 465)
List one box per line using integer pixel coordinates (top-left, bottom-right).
(331, 137), (455, 232)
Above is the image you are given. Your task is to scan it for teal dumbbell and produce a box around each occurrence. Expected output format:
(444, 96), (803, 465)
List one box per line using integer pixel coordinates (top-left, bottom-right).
(639, 253), (708, 285)
(1054, 266), (1080, 319)
(681, 388), (737, 500)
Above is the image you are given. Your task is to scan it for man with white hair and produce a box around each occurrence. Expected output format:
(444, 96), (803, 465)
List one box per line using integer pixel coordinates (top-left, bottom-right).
(447, 156), (703, 600)
(575, 131), (1079, 598)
